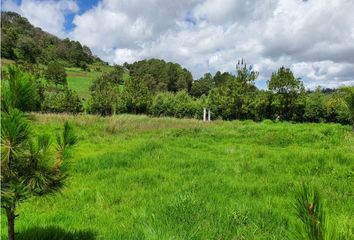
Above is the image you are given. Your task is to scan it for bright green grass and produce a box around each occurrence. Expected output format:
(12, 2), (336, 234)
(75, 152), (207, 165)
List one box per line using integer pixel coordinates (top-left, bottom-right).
(66, 67), (128, 99)
(66, 67), (104, 99)
(1, 114), (354, 239)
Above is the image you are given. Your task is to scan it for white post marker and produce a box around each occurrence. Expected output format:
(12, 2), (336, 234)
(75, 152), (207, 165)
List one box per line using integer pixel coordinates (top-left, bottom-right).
(203, 108), (206, 121)
(208, 108), (211, 121)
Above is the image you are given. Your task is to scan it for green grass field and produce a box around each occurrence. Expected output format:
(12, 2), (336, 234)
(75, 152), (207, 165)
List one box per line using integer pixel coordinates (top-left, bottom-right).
(1, 114), (353, 239)
(66, 67), (103, 99)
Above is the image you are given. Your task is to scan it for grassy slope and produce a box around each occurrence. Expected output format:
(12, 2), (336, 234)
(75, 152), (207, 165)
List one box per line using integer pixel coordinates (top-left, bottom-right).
(65, 67), (103, 99)
(1, 114), (353, 239)
(0, 58), (116, 99)
(66, 65), (129, 99)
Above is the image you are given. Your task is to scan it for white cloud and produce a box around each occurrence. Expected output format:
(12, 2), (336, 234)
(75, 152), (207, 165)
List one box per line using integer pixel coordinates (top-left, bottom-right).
(2, 0), (78, 37)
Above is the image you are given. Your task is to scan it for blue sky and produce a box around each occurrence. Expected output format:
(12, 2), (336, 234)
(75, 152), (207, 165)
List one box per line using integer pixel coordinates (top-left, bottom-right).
(64, 0), (98, 30)
(3, 0), (354, 89)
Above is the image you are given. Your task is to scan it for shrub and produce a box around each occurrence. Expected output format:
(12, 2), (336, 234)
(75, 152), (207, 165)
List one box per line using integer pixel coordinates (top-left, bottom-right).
(42, 88), (82, 113)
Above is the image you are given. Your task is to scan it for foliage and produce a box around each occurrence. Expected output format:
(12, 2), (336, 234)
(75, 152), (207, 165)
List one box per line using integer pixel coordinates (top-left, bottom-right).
(88, 70), (124, 115)
(1, 65), (37, 112)
(304, 88), (326, 122)
(209, 60), (258, 120)
(1, 109), (77, 240)
(291, 184), (340, 240)
(337, 86), (354, 129)
(268, 66), (305, 121)
(190, 73), (214, 97)
(45, 62), (67, 87)
(126, 59), (193, 93)
(1, 11), (102, 66)
(150, 91), (204, 118)
(123, 77), (151, 114)
(324, 93), (352, 125)
(41, 88), (83, 114)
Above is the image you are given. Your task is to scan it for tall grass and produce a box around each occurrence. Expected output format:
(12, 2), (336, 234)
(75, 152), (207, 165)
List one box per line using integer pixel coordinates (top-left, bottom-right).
(1, 114), (353, 239)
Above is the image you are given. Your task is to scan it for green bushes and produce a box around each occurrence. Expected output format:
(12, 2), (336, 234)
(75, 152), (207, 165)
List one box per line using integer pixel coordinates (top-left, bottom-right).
(42, 88), (82, 114)
(150, 91), (205, 119)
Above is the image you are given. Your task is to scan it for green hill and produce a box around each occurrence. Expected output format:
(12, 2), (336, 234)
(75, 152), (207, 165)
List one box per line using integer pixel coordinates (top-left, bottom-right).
(1, 11), (103, 67)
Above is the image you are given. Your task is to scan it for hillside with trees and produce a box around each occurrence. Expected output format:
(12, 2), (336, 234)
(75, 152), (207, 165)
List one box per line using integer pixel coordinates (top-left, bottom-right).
(1, 11), (103, 67)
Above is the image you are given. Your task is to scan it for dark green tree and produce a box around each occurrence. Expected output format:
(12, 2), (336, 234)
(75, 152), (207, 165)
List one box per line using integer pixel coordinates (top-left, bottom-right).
(45, 62), (67, 87)
(123, 77), (151, 114)
(89, 73), (122, 116)
(190, 73), (214, 97)
(304, 88), (326, 122)
(337, 86), (354, 131)
(268, 66), (305, 121)
(209, 60), (258, 120)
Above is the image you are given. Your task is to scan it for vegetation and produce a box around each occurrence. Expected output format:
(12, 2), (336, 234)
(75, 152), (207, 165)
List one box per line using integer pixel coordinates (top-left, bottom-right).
(1, 12), (103, 66)
(1, 66), (78, 240)
(291, 184), (340, 240)
(0, 114), (352, 239)
(45, 62), (67, 87)
(1, 11), (354, 240)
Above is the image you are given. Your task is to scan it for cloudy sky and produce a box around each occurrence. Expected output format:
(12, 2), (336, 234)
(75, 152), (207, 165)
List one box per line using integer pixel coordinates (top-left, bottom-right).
(3, 0), (354, 89)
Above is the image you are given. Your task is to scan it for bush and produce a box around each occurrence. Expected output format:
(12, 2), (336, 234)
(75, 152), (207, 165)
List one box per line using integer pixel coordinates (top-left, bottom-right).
(150, 90), (205, 119)
(45, 62), (67, 86)
(324, 94), (351, 124)
(304, 89), (326, 122)
(42, 88), (82, 113)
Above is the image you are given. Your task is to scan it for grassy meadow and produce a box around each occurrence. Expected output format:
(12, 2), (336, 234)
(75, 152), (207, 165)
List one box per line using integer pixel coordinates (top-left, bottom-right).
(1, 114), (353, 239)
(66, 67), (102, 99)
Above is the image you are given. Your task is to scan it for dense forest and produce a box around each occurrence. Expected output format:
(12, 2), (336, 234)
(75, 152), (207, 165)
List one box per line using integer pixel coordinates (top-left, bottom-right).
(1, 12), (103, 67)
(1, 11), (354, 128)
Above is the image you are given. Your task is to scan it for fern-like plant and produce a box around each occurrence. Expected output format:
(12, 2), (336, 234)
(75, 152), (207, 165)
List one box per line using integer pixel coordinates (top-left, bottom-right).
(291, 184), (339, 240)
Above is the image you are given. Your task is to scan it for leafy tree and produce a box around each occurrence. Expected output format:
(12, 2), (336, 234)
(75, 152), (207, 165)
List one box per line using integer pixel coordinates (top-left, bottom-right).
(45, 62), (67, 87)
(250, 90), (274, 121)
(268, 66), (305, 121)
(190, 73), (214, 97)
(150, 91), (204, 119)
(213, 71), (233, 86)
(325, 92), (352, 125)
(42, 88), (83, 114)
(126, 59), (192, 93)
(150, 92), (175, 117)
(88, 73), (121, 116)
(209, 60), (258, 120)
(123, 77), (151, 114)
(15, 36), (41, 63)
(304, 88), (326, 122)
(337, 86), (354, 131)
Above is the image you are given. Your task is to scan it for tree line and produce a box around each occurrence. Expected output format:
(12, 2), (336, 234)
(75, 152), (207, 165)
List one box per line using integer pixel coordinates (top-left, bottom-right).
(2, 58), (353, 130)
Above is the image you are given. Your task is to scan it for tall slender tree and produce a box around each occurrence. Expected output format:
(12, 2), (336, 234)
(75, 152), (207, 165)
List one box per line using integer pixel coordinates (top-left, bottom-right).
(1, 66), (77, 240)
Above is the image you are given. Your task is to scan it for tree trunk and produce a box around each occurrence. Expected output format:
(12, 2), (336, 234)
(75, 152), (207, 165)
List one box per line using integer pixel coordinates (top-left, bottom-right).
(6, 208), (15, 240)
